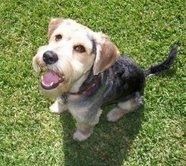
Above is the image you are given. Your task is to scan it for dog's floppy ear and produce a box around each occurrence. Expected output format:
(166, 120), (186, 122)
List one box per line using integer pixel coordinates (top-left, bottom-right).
(48, 18), (63, 39)
(93, 33), (120, 75)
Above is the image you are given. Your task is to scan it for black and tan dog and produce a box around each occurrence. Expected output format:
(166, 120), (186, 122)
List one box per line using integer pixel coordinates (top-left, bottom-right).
(32, 18), (178, 141)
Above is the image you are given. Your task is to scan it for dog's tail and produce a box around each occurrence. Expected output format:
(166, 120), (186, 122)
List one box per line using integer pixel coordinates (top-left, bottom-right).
(144, 45), (178, 77)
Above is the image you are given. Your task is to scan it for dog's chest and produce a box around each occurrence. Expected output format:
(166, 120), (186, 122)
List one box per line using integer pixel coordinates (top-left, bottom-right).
(68, 103), (89, 122)
(66, 91), (103, 122)
(67, 96), (94, 122)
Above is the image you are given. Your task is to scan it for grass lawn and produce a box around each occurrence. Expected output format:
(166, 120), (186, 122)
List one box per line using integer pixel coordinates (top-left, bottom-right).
(0, 0), (185, 165)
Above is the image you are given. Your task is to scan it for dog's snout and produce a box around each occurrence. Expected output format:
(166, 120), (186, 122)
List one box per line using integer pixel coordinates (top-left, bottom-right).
(43, 51), (58, 64)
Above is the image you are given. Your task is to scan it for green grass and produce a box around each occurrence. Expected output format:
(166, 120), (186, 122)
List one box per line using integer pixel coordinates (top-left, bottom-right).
(0, 0), (185, 165)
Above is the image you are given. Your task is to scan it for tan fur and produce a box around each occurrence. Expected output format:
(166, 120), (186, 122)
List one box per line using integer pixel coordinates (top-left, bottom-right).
(32, 18), (122, 141)
(33, 18), (120, 97)
(93, 37), (120, 75)
(48, 18), (63, 39)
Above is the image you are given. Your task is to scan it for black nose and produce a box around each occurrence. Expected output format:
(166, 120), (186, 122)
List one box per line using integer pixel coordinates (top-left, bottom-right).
(43, 51), (58, 65)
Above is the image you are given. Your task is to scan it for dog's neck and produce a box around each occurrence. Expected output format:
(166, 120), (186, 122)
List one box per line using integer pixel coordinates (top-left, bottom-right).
(68, 69), (101, 96)
(69, 71), (90, 94)
(69, 73), (88, 94)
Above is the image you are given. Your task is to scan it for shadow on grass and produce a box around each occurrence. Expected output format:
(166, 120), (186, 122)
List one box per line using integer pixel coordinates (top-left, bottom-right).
(59, 105), (144, 166)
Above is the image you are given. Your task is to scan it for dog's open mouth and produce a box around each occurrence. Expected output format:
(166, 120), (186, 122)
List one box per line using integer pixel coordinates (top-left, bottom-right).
(41, 71), (65, 90)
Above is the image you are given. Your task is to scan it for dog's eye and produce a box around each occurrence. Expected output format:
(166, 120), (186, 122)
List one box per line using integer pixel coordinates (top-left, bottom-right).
(55, 34), (62, 41)
(74, 45), (86, 53)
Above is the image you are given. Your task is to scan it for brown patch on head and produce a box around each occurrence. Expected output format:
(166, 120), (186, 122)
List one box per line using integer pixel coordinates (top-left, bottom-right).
(93, 34), (120, 75)
(48, 18), (63, 39)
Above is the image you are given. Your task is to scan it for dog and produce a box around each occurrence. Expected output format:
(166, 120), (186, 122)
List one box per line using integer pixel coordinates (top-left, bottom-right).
(32, 18), (178, 141)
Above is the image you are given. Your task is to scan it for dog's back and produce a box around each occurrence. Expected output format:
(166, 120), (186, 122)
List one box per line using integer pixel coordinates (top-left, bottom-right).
(101, 56), (145, 105)
(77, 55), (145, 106)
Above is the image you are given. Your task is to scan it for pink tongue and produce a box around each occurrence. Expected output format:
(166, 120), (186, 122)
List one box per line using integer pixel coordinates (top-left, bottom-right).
(42, 71), (60, 85)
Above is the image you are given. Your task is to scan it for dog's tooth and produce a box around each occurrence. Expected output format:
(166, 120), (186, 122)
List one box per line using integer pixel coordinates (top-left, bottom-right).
(50, 82), (54, 86)
(42, 82), (48, 87)
(41, 77), (53, 87)
(42, 82), (53, 87)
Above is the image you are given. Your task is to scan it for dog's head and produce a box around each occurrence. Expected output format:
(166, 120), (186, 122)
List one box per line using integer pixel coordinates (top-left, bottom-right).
(32, 18), (120, 97)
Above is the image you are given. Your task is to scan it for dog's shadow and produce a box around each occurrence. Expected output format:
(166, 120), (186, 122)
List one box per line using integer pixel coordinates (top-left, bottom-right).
(59, 105), (144, 166)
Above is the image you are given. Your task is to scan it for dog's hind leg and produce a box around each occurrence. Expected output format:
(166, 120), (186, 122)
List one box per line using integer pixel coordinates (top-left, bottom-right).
(107, 92), (143, 122)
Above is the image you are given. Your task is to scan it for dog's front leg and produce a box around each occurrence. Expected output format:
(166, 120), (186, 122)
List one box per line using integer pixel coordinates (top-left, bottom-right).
(50, 97), (68, 114)
(73, 109), (102, 141)
(73, 122), (94, 141)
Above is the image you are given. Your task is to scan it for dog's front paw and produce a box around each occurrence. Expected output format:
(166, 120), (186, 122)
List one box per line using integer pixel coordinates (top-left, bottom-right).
(49, 101), (67, 115)
(73, 130), (91, 142)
